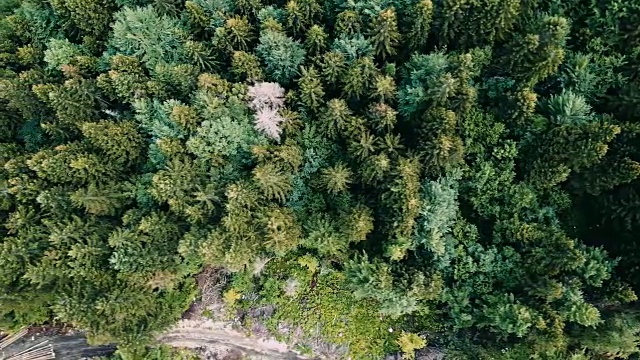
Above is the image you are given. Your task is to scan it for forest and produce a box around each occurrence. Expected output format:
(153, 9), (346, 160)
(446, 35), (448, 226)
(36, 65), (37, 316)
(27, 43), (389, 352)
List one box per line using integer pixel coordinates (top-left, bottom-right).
(1, 0), (640, 358)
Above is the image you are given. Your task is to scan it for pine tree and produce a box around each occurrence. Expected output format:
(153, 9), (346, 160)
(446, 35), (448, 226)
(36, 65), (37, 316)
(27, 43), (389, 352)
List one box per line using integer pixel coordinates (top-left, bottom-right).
(368, 102), (397, 133)
(169, 103), (200, 132)
(417, 107), (464, 170)
(151, 156), (204, 215)
(80, 120), (144, 165)
(297, 66), (325, 111)
(350, 131), (379, 161)
(234, 0), (262, 17)
(336, 10), (361, 36)
(95, 55), (151, 102)
(232, 51), (264, 81)
(110, 6), (187, 68)
(223, 16), (254, 51)
(525, 122), (620, 189)
(372, 75), (396, 103)
(369, 8), (400, 60)
(436, 0), (471, 46)
(185, 40), (217, 71)
(285, 0), (305, 35)
(305, 24), (327, 54)
(570, 158), (640, 196)
(406, 0), (433, 51)
(319, 51), (346, 86)
(261, 206), (302, 255)
(49, 0), (115, 36)
(184, 1), (210, 31)
(35, 77), (103, 131)
(321, 163), (352, 194)
(253, 163), (293, 202)
(575, 311), (640, 359)
(383, 156), (422, 260)
(505, 15), (569, 86)
(70, 182), (134, 216)
(320, 98), (351, 138)
(342, 56), (377, 99)
(256, 29), (306, 84)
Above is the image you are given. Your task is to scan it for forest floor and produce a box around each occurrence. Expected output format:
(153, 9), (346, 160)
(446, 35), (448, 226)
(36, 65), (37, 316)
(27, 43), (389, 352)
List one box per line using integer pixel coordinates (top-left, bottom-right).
(161, 267), (314, 359)
(1, 322), (308, 360)
(158, 319), (310, 360)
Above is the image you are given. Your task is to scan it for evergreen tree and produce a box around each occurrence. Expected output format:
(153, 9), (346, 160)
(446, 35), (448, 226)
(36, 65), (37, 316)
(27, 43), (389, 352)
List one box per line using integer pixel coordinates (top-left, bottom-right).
(256, 29), (306, 84)
(369, 8), (400, 60)
(49, 0), (116, 37)
(504, 15), (569, 86)
(297, 66), (324, 111)
(1, 0), (640, 357)
(406, 0), (433, 51)
(110, 6), (187, 68)
(304, 24), (327, 54)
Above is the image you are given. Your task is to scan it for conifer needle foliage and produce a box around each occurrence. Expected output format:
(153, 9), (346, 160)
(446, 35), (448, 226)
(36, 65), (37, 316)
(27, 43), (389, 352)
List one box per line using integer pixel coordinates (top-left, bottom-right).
(1, 0), (640, 358)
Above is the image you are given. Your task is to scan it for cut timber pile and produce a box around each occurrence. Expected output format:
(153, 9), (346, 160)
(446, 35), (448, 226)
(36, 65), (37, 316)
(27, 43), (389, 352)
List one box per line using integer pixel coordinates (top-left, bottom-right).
(0, 329), (55, 360)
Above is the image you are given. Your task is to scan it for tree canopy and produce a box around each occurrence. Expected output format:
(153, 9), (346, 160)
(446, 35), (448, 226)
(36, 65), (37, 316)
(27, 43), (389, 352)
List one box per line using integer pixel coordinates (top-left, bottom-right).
(1, 0), (640, 358)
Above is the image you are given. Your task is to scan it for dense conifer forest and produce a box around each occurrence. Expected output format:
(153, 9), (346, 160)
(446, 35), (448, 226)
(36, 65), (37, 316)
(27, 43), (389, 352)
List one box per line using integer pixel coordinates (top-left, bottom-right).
(1, 0), (640, 358)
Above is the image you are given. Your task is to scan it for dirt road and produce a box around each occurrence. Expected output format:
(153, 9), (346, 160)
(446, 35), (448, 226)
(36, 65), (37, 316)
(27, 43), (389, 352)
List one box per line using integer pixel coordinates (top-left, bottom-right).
(158, 319), (310, 360)
(1, 321), (307, 360)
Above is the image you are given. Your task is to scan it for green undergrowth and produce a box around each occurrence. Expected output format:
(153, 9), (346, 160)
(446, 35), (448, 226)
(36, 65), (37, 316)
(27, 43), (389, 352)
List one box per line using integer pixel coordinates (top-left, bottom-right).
(99, 345), (199, 360)
(227, 257), (400, 359)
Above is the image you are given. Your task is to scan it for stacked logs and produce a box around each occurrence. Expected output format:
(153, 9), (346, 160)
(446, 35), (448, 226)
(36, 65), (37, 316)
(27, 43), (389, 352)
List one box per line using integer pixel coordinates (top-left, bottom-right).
(0, 329), (55, 360)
